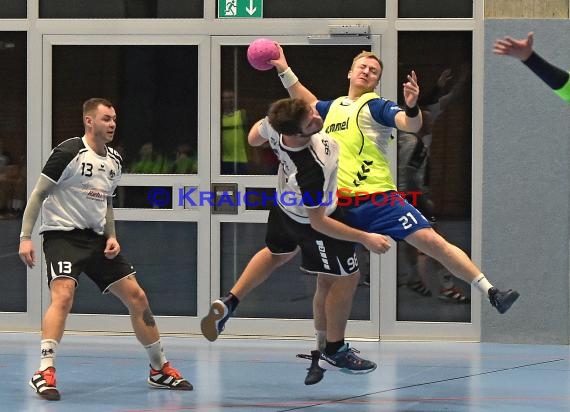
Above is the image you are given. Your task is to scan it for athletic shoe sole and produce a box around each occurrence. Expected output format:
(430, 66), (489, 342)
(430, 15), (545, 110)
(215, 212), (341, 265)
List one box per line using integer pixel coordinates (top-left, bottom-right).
(494, 291), (520, 314)
(28, 379), (60, 401)
(200, 301), (227, 342)
(318, 358), (377, 375)
(147, 378), (193, 391)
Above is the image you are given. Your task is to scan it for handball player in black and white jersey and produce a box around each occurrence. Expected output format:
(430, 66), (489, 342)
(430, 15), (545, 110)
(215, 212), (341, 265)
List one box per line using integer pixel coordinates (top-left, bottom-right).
(201, 98), (391, 382)
(18, 98), (192, 401)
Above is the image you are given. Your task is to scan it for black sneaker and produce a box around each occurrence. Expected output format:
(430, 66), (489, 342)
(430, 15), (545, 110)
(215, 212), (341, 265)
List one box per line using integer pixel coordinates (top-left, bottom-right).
(29, 367), (60, 401)
(488, 287), (520, 314)
(319, 343), (377, 374)
(304, 350), (325, 385)
(201, 300), (231, 342)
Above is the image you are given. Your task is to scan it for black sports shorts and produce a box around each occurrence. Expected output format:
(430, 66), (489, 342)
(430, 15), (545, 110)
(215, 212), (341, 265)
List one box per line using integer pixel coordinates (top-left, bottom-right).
(265, 206), (359, 276)
(42, 229), (135, 293)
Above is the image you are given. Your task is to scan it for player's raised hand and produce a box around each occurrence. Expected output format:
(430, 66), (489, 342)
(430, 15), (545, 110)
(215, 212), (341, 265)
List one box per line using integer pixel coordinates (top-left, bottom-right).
(493, 32), (534, 61)
(403, 70), (420, 108)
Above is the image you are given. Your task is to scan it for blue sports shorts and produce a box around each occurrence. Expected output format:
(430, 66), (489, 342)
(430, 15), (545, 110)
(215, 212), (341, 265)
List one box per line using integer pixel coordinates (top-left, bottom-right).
(339, 191), (431, 241)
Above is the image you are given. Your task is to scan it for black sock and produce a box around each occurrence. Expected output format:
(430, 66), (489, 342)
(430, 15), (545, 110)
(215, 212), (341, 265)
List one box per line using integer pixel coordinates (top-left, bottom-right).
(221, 292), (239, 314)
(324, 340), (345, 356)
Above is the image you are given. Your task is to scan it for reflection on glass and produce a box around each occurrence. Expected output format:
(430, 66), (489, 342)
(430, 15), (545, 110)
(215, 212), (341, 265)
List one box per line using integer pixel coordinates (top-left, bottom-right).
(40, 0), (204, 18)
(129, 142), (171, 174)
(221, 89), (250, 175)
(0, 31), (26, 312)
(71, 221), (197, 316)
(52, 45), (198, 175)
(113, 186), (172, 209)
(0, 0), (26, 18)
(244, 187), (275, 211)
(397, 31), (472, 323)
(399, 0), (472, 18)
(220, 223), (370, 320)
(0, 213), (26, 312)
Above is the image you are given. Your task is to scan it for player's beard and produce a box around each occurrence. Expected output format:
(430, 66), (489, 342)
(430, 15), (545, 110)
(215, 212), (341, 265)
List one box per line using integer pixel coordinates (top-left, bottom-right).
(96, 127), (115, 144)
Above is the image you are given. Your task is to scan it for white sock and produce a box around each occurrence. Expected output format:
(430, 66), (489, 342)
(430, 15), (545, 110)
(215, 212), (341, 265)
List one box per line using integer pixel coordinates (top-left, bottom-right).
(471, 274), (493, 295)
(315, 330), (326, 351)
(39, 339), (58, 371)
(144, 340), (168, 370)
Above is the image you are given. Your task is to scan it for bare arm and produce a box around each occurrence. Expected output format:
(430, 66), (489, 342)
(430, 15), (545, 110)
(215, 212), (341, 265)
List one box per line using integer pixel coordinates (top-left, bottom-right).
(306, 207), (390, 254)
(395, 70), (422, 133)
(248, 119), (267, 147)
(270, 43), (319, 106)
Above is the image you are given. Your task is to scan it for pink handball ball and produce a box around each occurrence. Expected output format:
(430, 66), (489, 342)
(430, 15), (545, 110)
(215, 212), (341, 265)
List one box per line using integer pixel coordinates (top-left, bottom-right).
(247, 38), (279, 71)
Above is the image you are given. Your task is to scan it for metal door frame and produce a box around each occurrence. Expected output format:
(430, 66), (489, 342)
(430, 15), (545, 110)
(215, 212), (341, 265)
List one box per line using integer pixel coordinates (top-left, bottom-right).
(41, 34), (211, 334)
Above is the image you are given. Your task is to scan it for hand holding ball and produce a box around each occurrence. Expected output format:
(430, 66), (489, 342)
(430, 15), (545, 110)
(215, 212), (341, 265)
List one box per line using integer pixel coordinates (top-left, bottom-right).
(247, 38), (279, 71)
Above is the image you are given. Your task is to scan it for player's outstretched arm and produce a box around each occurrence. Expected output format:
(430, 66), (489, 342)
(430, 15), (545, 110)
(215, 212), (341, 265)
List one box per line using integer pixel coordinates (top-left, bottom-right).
(270, 43), (319, 107)
(494, 32), (570, 103)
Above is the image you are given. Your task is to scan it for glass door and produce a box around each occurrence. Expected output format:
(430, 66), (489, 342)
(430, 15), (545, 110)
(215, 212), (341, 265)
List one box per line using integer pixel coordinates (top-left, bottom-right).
(209, 33), (480, 342)
(42, 34), (211, 333)
(0, 30), (37, 331)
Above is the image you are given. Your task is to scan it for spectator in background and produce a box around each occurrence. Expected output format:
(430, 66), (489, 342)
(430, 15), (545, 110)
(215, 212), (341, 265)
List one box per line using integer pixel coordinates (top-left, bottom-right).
(130, 142), (171, 174)
(173, 142), (197, 174)
(221, 89), (249, 174)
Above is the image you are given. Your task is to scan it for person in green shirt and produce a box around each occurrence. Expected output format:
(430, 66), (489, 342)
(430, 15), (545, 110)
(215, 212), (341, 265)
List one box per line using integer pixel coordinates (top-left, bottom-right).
(221, 89), (250, 174)
(130, 142), (171, 174)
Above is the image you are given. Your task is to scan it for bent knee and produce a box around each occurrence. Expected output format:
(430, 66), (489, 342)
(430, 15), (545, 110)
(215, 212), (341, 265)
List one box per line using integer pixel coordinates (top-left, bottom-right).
(131, 288), (149, 308)
(120, 286), (150, 313)
(50, 279), (76, 308)
(408, 228), (448, 252)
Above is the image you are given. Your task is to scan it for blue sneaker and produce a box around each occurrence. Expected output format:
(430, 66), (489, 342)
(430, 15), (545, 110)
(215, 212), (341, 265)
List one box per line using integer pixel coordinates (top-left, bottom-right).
(488, 287), (520, 314)
(201, 300), (231, 342)
(319, 343), (377, 374)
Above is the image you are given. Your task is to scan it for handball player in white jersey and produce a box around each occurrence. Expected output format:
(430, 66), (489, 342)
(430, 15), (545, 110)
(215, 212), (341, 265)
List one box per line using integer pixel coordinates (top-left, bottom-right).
(19, 98), (192, 401)
(202, 98), (391, 383)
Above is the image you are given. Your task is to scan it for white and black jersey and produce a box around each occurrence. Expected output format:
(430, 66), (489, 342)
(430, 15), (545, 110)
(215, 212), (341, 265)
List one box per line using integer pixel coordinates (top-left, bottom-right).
(40, 136), (122, 235)
(259, 117), (338, 224)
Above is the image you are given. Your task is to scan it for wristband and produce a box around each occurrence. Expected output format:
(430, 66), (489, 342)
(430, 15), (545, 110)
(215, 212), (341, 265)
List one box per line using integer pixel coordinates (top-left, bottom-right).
(278, 67), (299, 89)
(404, 104), (419, 117)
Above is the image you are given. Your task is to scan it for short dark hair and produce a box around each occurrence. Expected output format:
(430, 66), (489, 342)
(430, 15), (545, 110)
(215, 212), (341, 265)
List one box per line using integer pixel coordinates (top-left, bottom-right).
(83, 98), (114, 118)
(267, 98), (309, 135)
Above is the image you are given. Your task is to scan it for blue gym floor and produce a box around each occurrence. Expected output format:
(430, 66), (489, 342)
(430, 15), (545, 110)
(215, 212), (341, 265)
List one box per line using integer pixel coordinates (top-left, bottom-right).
(2, 332), (569, 411)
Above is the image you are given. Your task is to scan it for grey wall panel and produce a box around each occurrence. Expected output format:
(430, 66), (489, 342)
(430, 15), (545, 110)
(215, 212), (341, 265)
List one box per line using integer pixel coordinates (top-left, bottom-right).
(483, 20), (570, 343)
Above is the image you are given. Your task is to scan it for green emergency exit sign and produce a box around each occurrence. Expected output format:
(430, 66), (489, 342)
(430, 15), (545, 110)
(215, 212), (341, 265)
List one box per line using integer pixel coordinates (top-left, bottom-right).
(218, 0), (263, 18)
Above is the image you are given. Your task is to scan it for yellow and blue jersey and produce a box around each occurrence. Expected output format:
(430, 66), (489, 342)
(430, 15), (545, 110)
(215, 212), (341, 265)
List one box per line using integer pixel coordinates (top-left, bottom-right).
(316, 92), (402, 194)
